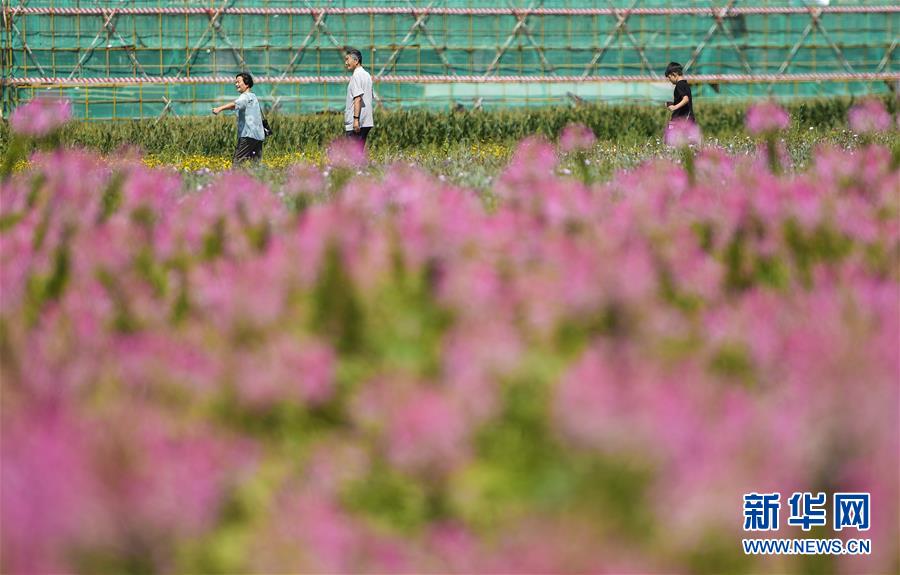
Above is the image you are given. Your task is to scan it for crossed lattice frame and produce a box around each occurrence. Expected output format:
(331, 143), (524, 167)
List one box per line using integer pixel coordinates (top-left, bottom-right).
(5, 2), (895, 80)
(5, 0), (46, 76)
(2, 1), (898, 117)
(267, 0), (349, 113)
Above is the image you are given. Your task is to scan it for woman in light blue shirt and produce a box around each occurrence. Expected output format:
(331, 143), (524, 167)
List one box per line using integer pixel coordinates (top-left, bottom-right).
(212, 72), (265, 165)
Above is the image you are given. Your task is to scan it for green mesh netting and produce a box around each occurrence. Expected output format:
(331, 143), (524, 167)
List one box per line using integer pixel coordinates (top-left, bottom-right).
(2, 1), (897, 119)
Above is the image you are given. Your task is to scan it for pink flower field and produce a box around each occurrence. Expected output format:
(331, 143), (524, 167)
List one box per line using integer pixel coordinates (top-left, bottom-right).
(1, 101), (898, 574)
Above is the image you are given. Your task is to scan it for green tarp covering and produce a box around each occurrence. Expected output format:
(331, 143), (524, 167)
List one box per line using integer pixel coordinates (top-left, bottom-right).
(2, 1), (897, 118)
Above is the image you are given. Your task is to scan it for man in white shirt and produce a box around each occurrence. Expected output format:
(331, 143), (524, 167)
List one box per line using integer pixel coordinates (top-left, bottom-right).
(343, 48), (374, 146)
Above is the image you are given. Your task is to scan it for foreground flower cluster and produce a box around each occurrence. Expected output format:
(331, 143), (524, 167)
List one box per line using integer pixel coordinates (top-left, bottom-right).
(1, 110), (898, 573)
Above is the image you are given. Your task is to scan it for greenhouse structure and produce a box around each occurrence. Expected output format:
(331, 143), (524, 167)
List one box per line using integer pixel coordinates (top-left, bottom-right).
(2, 0), (898, 119)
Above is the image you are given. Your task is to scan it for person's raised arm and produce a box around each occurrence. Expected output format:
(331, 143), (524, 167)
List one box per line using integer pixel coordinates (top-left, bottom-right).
(212, 101), (236, 115)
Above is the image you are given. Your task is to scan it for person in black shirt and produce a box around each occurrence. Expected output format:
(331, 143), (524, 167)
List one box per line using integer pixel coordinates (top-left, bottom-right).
(665, 62), (694, 123)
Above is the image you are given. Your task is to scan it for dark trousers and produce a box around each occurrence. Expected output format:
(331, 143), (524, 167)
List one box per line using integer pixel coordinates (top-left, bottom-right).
(345, 127), (372, 146)
(233, 137), (263, 165)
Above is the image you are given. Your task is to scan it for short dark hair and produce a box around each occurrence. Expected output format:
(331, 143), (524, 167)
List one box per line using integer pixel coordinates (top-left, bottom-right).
(345, 48), (363, 65)
(665, 62), (683, 77)
(236, 72), (254, 88)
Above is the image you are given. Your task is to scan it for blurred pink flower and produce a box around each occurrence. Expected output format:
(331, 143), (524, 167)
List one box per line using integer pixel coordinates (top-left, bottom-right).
(122, 419), (256, 539)
(9, 97), (72, 137)
(848, 99), (892, 134)
(193, 253), (290, 332)
(234, 337), (336, 407)
(115, 332), (220, 394)
(285, 161), (327, 199)
(327, 136), (368, 168)
(559, 122), (597, 152)
(386, 387), (469, 473)
(1, 408), (109, 574)
(752, 139), (792, 174)
(745, 100), (790, 135)
(121, 164), (181, 215)
(304, 440), (370, 494)
(497, 136), (558, 200)
(440, 258), (506, 312)
(553, 346), (629, 451)
(351, 377), (470, 474)
(1, 122), (898, 574)
(442, 321), (522, 422)
(664, 118), (702, 147)
(425, 523), (482, 572)
(255, 490), (363, 573)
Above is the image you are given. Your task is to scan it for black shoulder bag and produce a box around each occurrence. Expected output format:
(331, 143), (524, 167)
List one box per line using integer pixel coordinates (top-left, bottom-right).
(259, 98), (273, 138)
